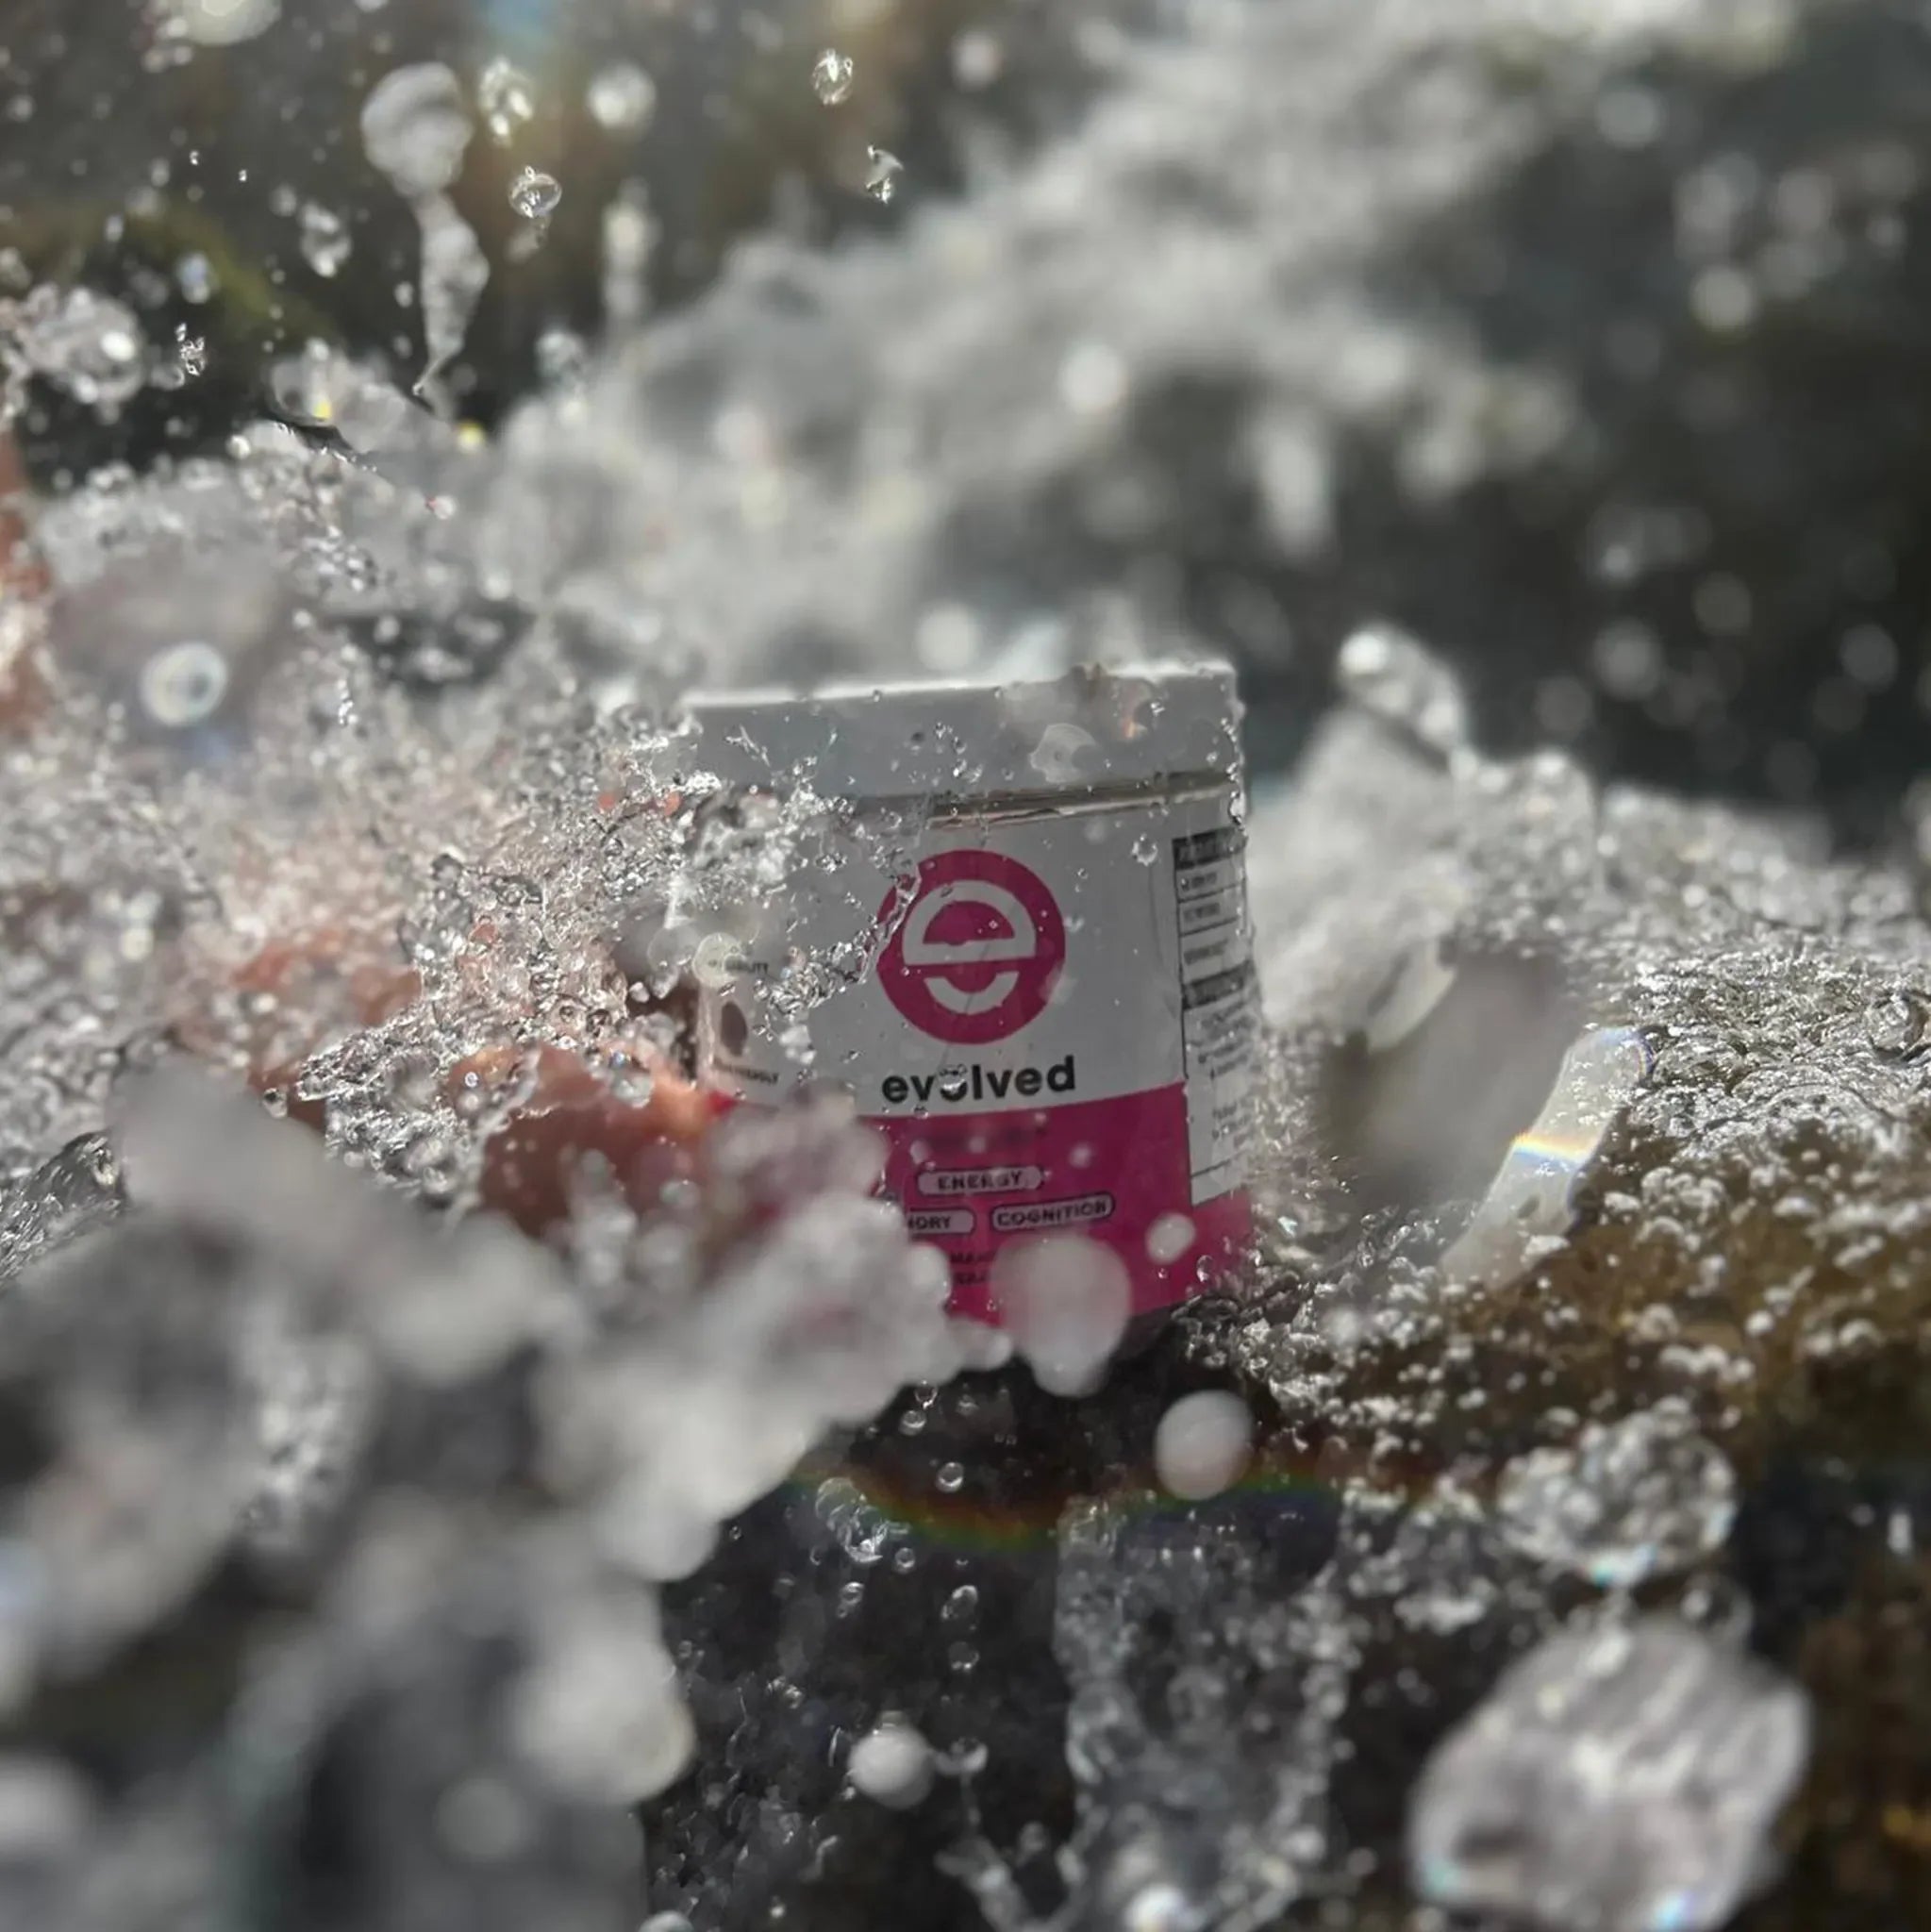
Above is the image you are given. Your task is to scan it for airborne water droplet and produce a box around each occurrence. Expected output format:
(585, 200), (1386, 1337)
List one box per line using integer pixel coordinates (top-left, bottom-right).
(360, 63), (473, 202)
(587, 62), (656, 133)
(298, 202), (351, 278)
(848, 1719), (934, 1808)
(1153, 1390), (1254, 1502)
(810, 48), (855, 106)
(160, 0), (280, 46)
(864, 146), (903, 205)
(175, 253), (215, 304)
(414, 195), (490, 411)
(534, 328), (587, 392)
(509, 167), (562, 222)
(478, 57), (536, 144)
(991, 1236), (1129, 1397)
(9, 287), (148, 408)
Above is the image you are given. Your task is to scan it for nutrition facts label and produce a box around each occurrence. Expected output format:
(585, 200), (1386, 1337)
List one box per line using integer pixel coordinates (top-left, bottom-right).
(1174, 825), (1261, 1205)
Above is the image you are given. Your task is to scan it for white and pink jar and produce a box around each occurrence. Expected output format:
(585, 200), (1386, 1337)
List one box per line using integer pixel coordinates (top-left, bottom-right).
(683, 662), (1260, 1325)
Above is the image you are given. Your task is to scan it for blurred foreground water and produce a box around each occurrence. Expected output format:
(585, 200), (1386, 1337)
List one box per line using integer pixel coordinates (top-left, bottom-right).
(7, 1), (1931, 1928)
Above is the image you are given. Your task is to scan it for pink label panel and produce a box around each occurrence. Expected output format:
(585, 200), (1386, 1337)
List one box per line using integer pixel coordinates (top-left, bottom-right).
(873, 1082), (1250, 1322)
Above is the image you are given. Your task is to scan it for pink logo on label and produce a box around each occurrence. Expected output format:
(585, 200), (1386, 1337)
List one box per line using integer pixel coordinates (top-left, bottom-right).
(877, 850), (1066, 1044)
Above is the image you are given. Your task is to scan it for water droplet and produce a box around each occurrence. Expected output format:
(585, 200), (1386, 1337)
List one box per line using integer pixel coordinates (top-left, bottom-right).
(175, 253), (216, 303)
(1864, 985), (1929, 1059)
(991, 1235), (1129, 1397)
(863, 146), (903, 205)
(9, 287), (147, 408)
(299, 202), (351, 278)
(1144, 1212), (1194, 1265)
(173, 325), (207, 379)
(1059, 340), (1128, 417)
(159, 0), (280, 45)
(138, 641), (229, 728)
(535, 327), (587, 392)
(509, 167), (562, 222)
(361, 63), (473, 201)
(415, 194), (489, 412)
(935, 1460), (964, 1494)
(587, 62), (656, 133)
(952, 29), (1005, 90)
(1153, 1390), (1254, 1501)
(602, 185), (657, 328)
(479, 58), (536, 143)
(810, 48), (855, 106)
(848, 1719), (933, 1807)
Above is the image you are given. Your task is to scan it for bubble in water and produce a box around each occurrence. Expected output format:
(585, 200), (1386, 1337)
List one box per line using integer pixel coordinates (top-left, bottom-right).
(587, 62), (656, 133)
(1863, 985), (1930, 1059)
(509, 167), (563, 222)
(1153, 1390), (1254, 1501)
(864, 146), (904, 205)
(1495, 1404), (1738, 1589)
(479, 58), (536, 143)
(990, 1235), (1130, 1397)
(810, 49), (855, 106)
(935, 1460), (965, 1494)
(360, 63), (473, 201)
(848, 1718), (933, 1808)
(298, 202), (351, 278)
(137, 641), (229, 728)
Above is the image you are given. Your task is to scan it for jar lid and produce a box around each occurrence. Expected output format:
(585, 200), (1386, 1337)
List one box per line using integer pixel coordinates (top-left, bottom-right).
(671, 660), (1241, 802)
